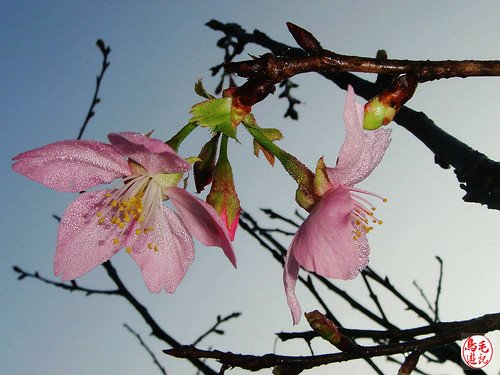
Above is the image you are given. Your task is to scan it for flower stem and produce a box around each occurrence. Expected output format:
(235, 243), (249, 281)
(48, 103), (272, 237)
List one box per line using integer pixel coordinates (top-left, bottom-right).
(243, 116), (316, 207)
(166, 123), (198, 152)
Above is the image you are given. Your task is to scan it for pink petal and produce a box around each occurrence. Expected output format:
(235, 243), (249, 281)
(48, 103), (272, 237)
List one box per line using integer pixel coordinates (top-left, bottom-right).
(353, 221), (370, 273)
(12, 140), (131, 192)
(290, 186), (359, 279)
(54, 190), (124, 280)
(327, 86), (391, 186)
(165, 187), (237, 268)
(283, 251), (303, 325)
(130, 205), (195, 293)
(108, 132), (190, 174)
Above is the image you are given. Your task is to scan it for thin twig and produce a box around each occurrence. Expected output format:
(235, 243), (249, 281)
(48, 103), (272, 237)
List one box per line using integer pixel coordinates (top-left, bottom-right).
(77, 39), (111, 140)
(434, 257), (444, 322)
(123, 323), (167, 375)
(413, 280), (435, 316)
(364, 268), (434, 324)
(260, 208), (300, 228)
(192, 312), (242, 346)
(361, 272), (389, 323)
(12, 266), (121, 296)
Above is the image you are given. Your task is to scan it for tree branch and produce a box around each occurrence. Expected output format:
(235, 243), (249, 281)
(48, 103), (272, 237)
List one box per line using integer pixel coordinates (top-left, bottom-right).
(192, 312), (242, 346)
(207, 20), (500, 210)
(12, 266), (120, 296)
(101, 261), (218, 375)
(123, 323), (167, 375)
(165, 313), (499, 372)
(77, 39), (111, 140)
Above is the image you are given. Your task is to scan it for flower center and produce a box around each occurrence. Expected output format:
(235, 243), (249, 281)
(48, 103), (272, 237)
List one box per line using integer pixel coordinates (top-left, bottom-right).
(96, 173), (164, 253)
(348, 187), (387, 240)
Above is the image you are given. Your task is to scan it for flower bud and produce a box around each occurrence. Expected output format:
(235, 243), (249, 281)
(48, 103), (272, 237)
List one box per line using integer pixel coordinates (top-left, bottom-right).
(206, 136), (241, 240)
(194, 134), (220, 193)
(363, 74), (418, 130)
(305, 310), (341, 344)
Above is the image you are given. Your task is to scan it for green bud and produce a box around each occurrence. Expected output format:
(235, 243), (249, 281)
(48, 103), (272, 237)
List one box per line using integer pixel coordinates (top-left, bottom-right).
(363, 96), (395, 130)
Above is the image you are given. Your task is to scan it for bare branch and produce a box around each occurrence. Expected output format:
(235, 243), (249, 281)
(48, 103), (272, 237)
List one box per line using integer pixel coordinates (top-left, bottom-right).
(123, 323), (167, 375)
(192, 312), (242, 346)
(260, 208), (300, 228)
(434, 257), (444, 322)
(12, 266), (120, 296)
(77, 39), (111, 140)
(165, 313), (500, 372)
(412, 280), (435, 316)
(361, 272), (389, 324)
(101, 261), (218, 375)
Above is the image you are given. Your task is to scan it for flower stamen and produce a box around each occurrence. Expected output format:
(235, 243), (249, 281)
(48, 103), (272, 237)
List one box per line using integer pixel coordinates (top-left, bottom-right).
(95, 173), (163, 253)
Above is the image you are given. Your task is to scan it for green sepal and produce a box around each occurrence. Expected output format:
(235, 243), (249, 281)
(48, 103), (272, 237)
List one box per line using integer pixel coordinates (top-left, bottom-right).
(313, 157), (332, 197)
(190, 97), (237, 139)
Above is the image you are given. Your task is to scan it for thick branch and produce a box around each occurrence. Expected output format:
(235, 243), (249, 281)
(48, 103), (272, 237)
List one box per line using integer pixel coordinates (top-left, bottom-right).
(227, 52), (500, 83)
(165, 313), (499, 372)
(207, 20), (500, 209)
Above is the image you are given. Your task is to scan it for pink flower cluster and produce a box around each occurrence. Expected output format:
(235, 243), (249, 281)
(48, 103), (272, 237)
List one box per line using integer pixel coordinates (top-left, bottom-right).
(13, 132), (236, 293)
(284, 86), (391, 324)
(13, 86), (391, 326)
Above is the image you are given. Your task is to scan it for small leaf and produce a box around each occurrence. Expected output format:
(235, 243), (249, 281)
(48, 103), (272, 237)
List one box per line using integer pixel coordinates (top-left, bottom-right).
(253, 127), (283, 166)
(194, 79), (215, 99)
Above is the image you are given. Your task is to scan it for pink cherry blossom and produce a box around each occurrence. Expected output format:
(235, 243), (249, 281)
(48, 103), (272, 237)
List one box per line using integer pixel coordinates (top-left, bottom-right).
(13, 132), (236, 293)
(284, 86), (391, 324)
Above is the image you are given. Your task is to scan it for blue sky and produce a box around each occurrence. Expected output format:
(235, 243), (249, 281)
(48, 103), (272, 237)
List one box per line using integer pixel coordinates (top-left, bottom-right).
(2, 1), (499, 374)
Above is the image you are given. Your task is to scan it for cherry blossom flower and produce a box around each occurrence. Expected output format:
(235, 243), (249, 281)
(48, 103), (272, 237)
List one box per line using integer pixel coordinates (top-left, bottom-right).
(284, 86), (392, 324)
(13, 132), (236, 293)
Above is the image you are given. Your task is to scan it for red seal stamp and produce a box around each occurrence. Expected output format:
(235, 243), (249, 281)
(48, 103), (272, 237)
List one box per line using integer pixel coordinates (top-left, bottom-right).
(461, 335), (493, 369)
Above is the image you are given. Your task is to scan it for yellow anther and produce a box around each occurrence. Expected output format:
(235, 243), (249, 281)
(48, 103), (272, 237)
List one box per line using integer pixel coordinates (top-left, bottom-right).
(371, 207), (376, 211)
(123, 215), (131, 222)
(137, 208), (143, 214)
(148, 243), (154, 250)
(96, 211), (103, 217)
(135, 229), (142, 235)
(110, 200), (118, 207)
(355, 220), (361, 225)
(378, 220), (383, 225)
(153, 245), (158, 252)
(138, 215), (145, 223)
(105, 193), (111, 197)
(125, 247), (132, 253)
(98, 217), (105, 224)
(118, 222), (125, 229)
(113, 238), (120, 245)
(383, 198), (388, 202)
